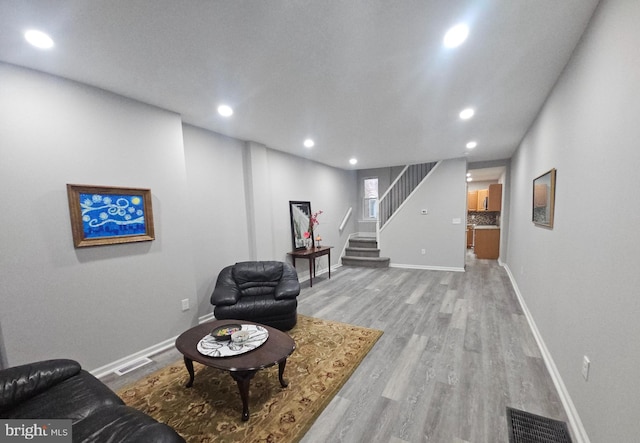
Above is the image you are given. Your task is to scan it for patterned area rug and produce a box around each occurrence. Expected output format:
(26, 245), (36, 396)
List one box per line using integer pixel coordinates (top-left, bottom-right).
(118, 315), (383, 443)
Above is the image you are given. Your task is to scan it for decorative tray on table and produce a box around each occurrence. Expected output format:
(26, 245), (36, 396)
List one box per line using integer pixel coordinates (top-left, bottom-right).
(197, 324), (269, 357)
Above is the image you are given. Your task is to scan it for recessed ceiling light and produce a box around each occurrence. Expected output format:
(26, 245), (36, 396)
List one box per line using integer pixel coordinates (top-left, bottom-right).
(217, 104), (233, 117)
(466, 141), (477, 149)
(467, 177), (473, 182)
(24, 30), (54, 49)
(304, 139), (314, 148)
(349, 158), (358, 165)
(443, 24), (469, 48)
(466, 172), (471, 177)
(459, 108), (475, 120)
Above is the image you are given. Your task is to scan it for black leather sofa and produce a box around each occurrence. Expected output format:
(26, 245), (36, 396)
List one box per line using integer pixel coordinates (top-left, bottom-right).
(0, 359), (185, 443)
(210, 261), (300, 331)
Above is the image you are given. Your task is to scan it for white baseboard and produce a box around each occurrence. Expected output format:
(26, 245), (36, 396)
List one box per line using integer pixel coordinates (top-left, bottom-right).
(389, 263), (465, 272)
(91, 338), (176, 379)
(91, 312), (216, 379)
(199, 312), (215, 323)
(93, 261), (344, 379)
(92, 263), (588, 441)
(503, 264), (590, 443)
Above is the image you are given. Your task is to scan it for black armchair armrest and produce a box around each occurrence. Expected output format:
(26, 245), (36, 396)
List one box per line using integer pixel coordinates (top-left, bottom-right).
(274, 263), (300, 300)
(210, 266), (241, 306)
(0, 359), (81, 412)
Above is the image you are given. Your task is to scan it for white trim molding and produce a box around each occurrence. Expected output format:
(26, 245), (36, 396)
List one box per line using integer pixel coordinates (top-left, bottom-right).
(92, 312), (216, 379)
(503, 264), (590, 443)
(91, 336), (176, 379)
(389, 263), (464, 272)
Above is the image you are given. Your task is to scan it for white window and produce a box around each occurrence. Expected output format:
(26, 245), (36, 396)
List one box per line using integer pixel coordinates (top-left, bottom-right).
(363, 178), (378, 219)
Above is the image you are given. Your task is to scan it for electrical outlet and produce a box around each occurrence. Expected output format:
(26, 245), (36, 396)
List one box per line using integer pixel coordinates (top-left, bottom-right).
(582, 356), (590, 381)
(181, 298), (190, 311)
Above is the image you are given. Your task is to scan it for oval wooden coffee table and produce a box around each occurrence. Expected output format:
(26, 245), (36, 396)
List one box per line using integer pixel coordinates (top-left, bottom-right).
(175, 319), (296, 421)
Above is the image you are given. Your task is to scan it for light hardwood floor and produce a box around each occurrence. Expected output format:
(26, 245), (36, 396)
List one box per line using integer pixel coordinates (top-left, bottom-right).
(102, 253), (568, 442)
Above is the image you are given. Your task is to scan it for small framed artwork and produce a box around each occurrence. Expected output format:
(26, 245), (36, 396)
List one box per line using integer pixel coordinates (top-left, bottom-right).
(66, 184), (155, 247)
(532, 168), (556, 228)
(289, 200), (312, 250)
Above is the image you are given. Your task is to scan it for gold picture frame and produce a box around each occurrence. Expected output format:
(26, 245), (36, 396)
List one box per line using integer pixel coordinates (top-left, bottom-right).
(66, 184), (155, 248)
(532, 168), (556, 228)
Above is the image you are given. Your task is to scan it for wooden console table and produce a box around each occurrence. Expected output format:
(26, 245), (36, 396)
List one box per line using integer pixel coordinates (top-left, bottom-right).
(288, 246), (333, 287)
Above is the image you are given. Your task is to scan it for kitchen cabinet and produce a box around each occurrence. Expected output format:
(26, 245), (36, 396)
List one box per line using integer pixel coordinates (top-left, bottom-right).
(466, 226), (473, 248)
(477, 189), (488, 211)
(474, 227), (500, 259)
(467, 190), (478, 211)
(469, 184), (502, 212)
(488, 184), (502, 211)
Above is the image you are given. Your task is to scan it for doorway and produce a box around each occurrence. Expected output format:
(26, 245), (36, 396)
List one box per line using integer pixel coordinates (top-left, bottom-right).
(465, 166), (506, 263)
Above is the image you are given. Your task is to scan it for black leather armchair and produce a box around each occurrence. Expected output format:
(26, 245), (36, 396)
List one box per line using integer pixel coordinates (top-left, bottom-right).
(210, 261), (300, 331)
(0, 359), (185, 443)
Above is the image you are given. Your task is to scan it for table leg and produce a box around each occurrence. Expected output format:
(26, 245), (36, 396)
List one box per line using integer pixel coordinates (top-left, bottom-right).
(183, 357), (195, 388)
(328, 250), (331, 279)
(278, 359), (289, 387)
(230, 370), (257, 421)
(308, 256), (313, 287)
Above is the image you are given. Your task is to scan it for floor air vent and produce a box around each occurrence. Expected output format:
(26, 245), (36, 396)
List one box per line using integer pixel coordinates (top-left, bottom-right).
(507, 407), (572, 443)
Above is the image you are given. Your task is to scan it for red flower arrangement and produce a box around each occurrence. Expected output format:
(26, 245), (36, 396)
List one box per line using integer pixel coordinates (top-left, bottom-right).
(304, 210), (323, 238)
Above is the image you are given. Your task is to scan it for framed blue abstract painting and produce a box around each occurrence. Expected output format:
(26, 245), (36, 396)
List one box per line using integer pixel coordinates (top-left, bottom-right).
(66, 184), (155, 247)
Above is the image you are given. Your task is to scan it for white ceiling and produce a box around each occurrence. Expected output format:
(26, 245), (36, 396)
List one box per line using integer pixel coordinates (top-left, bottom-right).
(467, 166), (505, 182)
(0, 1), (599, 170)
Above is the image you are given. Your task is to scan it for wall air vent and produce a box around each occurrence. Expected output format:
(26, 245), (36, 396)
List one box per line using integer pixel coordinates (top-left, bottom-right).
(113, 357), (153, 376)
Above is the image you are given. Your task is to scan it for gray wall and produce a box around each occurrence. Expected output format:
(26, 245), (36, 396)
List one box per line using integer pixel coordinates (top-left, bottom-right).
(505, 1), (640, 441)
(182, 125), (250, 318)
(256, 146), (358, 268)
(0, 62), (358, 370)
(0, 323), (5, 369)
(380, 158), (467, 270)
(0, 63), (197, 369)
(182, 129), (357, 319)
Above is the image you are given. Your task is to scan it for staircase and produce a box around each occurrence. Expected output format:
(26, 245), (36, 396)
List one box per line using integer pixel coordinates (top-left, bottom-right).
(341, 237), (390, 268)
(341, 161), (438, 269)
(379, 161), (437, 229)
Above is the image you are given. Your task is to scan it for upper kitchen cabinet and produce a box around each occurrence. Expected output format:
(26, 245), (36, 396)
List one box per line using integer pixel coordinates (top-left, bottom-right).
(468, 190), (478, 211)
(468, 184), (502, 212)
(488, 184), (502, 211)
(476, 189), (489, 211)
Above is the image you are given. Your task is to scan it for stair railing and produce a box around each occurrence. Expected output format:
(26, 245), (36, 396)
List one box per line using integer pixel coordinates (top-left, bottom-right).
(339, 207), (352, 233)
(377, 162), (438, 232)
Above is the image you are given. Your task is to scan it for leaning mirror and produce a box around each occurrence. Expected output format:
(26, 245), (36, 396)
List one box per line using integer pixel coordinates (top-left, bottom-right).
(289, 201), (312, 250)
(532, 168), (556, 228)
